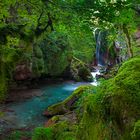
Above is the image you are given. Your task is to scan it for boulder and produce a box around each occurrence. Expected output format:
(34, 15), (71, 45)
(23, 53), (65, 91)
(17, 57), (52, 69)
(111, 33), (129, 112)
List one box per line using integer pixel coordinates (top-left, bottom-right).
(43, 85), (94, 117)
(70, 57), (93, 82)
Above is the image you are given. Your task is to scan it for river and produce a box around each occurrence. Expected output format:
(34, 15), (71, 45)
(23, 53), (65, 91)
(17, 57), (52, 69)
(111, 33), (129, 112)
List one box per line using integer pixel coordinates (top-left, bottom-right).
(0, 71), (99, 134)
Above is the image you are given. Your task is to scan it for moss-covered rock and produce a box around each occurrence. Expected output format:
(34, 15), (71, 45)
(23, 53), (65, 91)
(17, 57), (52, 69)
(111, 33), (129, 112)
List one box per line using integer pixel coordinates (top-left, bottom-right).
(77, 57), (140, 140)
(43, 85), (94, 117)
(70, 57), (93, 82)
(115, 57), (140, 93)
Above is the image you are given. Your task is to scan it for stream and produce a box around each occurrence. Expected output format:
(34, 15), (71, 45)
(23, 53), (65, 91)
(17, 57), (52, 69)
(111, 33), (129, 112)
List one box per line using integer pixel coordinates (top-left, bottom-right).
(0, 71), (99, 134)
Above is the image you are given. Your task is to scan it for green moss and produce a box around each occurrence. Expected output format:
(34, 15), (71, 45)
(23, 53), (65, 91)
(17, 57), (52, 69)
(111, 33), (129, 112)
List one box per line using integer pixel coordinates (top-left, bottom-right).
(70, 57), (93, 82)
(131, 120), (140, 140)
(52, 121), (77, 140)
(57, 132), (76, 140)
(32, 127), (53, 140)
(77, 57), (140, 140)
(115, 58), (140, 93)
(77, 93), (121, 140)
(46, 85), (94, 116)
(32, 121), (77, 140)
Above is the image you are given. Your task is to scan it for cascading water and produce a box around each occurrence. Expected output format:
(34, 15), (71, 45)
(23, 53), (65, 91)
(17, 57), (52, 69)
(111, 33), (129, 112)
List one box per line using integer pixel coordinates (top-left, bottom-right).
(89, 29), (107, 85)
(93, 28), (125, 74)
(90, 70), (100, 86)
(95, 29), (108, 66)
(91, 29), (127, 87)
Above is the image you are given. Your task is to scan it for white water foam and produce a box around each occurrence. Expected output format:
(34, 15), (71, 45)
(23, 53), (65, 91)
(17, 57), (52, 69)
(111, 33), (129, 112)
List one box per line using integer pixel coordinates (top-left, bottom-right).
(90, 70), (100, 86)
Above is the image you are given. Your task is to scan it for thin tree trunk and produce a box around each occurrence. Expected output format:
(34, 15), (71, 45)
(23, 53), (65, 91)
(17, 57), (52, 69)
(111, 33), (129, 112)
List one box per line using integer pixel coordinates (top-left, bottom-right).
(122, 24), (133, 58)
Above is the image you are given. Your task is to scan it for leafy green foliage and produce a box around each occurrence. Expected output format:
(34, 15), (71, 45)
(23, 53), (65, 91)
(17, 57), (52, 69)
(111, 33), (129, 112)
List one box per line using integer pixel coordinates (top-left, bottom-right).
(0, 0), (95, 101)
(37, 31), (72, 76)
(0, 36), (21, 101)
(32, 127), (53, 140)
(131, 120), (140, 140)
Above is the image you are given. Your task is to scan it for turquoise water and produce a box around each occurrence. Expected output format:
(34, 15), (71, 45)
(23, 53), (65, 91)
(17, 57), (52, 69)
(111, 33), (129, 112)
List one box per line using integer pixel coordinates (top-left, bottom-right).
(0, 81), (90, 133)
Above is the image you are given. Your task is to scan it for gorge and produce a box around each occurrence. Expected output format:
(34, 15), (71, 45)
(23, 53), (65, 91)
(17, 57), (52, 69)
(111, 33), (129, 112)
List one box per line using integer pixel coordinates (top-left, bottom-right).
(0, 0), (140, 140)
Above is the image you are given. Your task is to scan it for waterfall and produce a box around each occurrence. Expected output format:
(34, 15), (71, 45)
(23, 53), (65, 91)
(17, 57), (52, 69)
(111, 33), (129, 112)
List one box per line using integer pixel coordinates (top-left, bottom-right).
(95, 29), (101, 65)
(90, 70), (100, 86)
(94, 29), (124, 68)
(95, 29), (108, 66)
(91, 29), (125, 85)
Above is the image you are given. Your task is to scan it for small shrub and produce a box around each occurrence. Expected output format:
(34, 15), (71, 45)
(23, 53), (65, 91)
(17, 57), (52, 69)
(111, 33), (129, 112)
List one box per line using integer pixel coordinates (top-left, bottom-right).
(32, 127), (53, 140)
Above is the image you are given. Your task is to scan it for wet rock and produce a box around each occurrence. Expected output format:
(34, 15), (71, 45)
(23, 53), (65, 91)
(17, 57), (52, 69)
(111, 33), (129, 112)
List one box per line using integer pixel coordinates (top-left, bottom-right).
(44, 111), (77, 128)
(59, 111), (77, 124)
(78, 66), (93, 82)
(70, 58), (93, 82)
(43, 85), (94, 117)
(45, 119), (56, 127)
(43, 110), (53, 117)
(91, 67), (97, 72)
(43, 103), (68, 117)
(14, 63), (32, 81)
(0, 112), (19, 134)
(65, 96), (78, 108)
(96, 74), (104, 80)
(43, 98), (78, 117)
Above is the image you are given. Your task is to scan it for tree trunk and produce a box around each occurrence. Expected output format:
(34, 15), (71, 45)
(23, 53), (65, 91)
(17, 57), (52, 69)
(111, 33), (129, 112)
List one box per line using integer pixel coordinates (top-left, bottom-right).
(122, 24), (133, 58)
